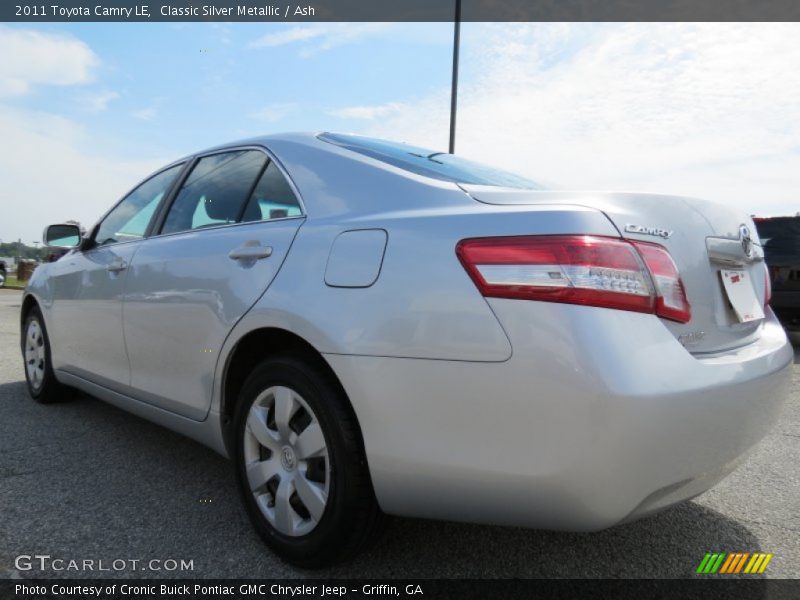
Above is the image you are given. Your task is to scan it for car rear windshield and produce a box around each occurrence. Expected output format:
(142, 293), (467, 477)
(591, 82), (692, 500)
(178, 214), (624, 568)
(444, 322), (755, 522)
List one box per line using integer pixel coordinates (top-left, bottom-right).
(754, 217), (800, 258)
(319, 133), (545, 190)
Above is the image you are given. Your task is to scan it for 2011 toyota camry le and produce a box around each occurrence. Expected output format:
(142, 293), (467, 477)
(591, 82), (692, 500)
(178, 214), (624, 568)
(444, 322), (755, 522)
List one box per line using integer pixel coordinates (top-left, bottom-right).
(21, 133), (793, 566)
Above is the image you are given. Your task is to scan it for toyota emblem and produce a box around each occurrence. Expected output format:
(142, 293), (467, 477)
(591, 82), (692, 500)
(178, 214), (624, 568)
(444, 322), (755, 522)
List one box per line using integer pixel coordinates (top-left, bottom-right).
(739, 224), (754, 259)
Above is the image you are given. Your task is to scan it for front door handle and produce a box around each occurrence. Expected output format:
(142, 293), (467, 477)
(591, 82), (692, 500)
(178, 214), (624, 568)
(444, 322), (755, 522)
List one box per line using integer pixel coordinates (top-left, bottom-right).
(228, 241), (273, 261)
(107, 259), (127, 273)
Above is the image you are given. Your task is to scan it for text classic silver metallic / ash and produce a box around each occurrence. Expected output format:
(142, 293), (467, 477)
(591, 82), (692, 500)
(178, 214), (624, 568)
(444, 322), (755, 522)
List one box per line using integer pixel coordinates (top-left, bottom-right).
(22, 133), (792, 566)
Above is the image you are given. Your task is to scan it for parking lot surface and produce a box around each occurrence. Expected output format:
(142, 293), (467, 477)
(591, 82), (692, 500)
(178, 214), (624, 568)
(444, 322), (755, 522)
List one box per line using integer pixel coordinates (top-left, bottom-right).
(0, 288), (798, 579)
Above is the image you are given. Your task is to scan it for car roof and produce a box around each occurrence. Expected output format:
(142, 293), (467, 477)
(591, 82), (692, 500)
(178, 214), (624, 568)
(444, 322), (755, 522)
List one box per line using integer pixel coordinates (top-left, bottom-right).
(184, 132), (324, 160)
(164, 132), (471, 220)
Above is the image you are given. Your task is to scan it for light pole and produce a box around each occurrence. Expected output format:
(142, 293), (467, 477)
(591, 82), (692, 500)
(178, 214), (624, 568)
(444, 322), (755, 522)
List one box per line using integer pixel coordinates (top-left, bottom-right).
(448, 0), (461, 154)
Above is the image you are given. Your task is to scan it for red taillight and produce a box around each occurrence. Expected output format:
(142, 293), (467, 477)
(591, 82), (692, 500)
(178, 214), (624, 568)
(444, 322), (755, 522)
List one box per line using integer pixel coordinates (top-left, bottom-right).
(630, 241), (691, 323)
(764, 264), (772, 307)
(456, 235), (691, 323)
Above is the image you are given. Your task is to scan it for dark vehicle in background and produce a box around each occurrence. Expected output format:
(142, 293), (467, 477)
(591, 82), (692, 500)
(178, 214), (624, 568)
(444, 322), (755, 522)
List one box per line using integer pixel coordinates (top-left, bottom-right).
(754, 216), (800, 331)
(0, 260), (6, 288)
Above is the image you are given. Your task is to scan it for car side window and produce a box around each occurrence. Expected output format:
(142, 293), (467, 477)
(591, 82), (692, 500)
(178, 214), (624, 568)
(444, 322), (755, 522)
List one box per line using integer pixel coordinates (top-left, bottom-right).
(241, 161), (303, 222)
(94, 164), (183, 247)
(160, 150), (267, 235)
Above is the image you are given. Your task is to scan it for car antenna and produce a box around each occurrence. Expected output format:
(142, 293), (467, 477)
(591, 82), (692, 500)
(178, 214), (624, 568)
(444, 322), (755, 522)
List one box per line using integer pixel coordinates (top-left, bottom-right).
(448, 0), (461, 155)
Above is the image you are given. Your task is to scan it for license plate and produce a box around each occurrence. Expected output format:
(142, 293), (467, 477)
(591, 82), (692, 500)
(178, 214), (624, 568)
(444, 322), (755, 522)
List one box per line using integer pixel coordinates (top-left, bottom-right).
(720, 269), (764, 323)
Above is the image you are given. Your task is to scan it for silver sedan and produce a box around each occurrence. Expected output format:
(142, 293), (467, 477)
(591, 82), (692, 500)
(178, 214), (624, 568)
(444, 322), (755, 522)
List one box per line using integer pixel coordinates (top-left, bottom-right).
(21, 133), (793, 566)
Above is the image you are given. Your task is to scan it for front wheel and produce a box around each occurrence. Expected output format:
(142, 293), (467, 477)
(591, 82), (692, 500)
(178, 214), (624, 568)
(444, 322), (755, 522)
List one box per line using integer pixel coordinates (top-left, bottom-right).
(22, 307), (73, 403)
(233, 356), (383, 567)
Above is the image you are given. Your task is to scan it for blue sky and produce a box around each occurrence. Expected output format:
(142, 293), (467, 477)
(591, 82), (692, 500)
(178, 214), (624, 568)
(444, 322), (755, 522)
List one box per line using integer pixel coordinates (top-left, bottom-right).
(1, 22), (798, 243)
(7, 22), (454, 159)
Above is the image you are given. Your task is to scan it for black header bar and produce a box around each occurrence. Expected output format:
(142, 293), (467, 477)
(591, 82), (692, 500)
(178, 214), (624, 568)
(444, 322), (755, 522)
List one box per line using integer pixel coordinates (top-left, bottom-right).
(4, 0), (800, 23)
(3, 579), (800, 600)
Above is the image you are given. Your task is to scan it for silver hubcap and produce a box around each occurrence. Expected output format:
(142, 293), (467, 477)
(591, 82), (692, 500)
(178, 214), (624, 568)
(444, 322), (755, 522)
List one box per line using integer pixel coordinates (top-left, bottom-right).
(25, 319), (46, 390)
(244, 386), (330, 537)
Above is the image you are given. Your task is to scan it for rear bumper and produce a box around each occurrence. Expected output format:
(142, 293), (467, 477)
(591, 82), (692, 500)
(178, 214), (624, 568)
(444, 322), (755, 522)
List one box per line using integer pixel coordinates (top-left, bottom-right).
(326, 302), (792, 530)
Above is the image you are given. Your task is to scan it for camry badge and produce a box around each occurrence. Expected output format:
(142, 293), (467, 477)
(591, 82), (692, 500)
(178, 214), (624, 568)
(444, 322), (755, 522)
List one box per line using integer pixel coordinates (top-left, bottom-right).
(624, 224), (673, 239)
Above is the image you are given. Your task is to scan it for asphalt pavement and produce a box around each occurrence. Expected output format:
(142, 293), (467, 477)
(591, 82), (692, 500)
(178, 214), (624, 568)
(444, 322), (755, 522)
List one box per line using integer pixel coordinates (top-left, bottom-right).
(0, 288), (798, 579)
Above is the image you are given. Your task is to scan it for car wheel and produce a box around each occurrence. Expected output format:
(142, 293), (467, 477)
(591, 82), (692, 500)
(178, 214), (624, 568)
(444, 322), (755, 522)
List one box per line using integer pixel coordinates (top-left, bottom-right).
(234, 356), (384, 567)
(23, 308), (73, 403)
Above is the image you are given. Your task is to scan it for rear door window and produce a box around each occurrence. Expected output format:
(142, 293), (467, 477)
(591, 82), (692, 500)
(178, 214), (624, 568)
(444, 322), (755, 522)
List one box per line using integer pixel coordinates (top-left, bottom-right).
(161, 150), (267, 235)
(241, 161), (303, 222)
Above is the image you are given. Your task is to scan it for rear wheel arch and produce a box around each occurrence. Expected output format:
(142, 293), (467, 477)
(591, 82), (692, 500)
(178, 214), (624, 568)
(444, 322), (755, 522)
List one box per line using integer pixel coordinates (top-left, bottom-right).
(220, 327), (365, 459)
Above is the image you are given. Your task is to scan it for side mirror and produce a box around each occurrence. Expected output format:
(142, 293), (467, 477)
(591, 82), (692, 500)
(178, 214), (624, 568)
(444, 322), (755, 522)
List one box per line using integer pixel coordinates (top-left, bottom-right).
(43, 223), (82, 249)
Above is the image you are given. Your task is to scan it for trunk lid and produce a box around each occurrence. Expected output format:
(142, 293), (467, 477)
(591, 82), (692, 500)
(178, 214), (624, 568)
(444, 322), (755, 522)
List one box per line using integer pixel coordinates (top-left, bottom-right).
(462, 185), (767, 354)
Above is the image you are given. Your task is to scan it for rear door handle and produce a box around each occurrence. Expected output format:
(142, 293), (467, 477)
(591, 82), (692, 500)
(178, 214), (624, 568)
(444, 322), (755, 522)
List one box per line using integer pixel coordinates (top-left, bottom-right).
(107, 259), (127, 273)
(228, 241), (273, 261)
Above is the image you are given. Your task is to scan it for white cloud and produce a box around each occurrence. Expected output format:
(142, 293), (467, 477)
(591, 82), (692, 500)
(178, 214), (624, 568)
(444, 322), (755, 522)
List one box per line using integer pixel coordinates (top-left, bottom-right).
(251, 102), (296, 123)
(211, 23), (233, 45)
(328, 102), (407, 120)
(86, 90), (119, 112)
(250, 26), (325, 48)
(0, 105), (164, 244)
(0, 25), (98, 97)
(249, 23), (389, 56)
(361, 23), (800, 216)
(132, 107), (157, 121)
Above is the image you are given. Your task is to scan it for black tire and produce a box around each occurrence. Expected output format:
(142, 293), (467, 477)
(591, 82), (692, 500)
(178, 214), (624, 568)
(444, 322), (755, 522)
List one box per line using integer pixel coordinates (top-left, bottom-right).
(22, 307), (73, 403)
(233, 355), (384, 567)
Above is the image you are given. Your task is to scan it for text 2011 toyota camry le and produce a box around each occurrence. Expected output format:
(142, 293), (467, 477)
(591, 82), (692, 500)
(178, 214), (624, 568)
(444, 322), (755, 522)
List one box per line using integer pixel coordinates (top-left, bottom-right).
(21, 133), (792, 566)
